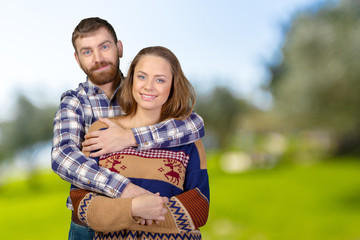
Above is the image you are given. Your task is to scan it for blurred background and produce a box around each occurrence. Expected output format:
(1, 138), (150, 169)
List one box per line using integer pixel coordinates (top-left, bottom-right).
(1, 0), (360, 239)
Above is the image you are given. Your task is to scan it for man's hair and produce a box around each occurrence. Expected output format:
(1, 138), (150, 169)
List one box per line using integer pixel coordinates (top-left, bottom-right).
(72, 17), (118, 53)
(119, 46), (196, 122)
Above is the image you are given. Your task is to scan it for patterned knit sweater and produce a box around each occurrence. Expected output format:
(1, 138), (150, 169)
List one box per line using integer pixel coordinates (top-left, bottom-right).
(70, 121), (210, 240)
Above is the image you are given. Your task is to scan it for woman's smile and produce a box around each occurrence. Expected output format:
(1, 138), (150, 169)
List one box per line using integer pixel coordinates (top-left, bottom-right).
(140, 93), (157, 101)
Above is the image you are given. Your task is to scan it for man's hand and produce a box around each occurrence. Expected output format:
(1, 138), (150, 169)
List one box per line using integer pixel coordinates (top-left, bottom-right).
(121, 182), (151, 198)
(82, 118), (137, 157)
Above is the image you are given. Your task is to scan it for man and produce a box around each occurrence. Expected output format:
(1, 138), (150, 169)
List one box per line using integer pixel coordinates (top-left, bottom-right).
(51, 17), (204, 239)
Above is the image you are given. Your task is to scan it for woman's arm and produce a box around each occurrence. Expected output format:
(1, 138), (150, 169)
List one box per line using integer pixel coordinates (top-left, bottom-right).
(71, 140), (209, 234)
(70, 189), (168, 233)
(163, 139), (210, 232)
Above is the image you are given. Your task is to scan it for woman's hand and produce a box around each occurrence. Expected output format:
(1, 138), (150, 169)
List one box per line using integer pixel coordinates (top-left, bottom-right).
(131, 193), (169, 222)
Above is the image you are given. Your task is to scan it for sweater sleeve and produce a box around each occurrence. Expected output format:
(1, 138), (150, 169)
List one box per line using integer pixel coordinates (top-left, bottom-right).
(162, 139), (210, 232)
(70, 189), (136, 232)
(71, 190), (209, 234)
(70, 189), (182, 234)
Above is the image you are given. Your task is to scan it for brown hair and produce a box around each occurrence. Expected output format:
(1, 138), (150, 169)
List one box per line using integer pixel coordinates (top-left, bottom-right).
(72, 17), (118, 53)
(119, 46), (196, 122)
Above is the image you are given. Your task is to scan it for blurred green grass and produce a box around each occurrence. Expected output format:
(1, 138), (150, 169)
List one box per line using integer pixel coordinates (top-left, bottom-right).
(1, 156), (360, 240)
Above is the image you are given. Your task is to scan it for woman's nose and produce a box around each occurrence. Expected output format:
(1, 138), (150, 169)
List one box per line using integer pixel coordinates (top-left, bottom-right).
(143, 79), (153, 91)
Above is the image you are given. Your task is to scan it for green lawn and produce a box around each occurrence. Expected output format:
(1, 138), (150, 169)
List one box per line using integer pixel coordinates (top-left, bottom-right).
(1, 157), (360, 239)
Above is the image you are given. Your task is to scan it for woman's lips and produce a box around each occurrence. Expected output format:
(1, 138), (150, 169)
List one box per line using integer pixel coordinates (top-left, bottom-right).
(140, 93), (157, 100)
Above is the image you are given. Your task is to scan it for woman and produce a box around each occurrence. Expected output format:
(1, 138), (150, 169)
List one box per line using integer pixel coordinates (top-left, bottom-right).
(70, 46), (209, 239)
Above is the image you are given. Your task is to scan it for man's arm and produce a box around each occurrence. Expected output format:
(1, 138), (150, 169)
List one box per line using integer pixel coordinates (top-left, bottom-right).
(82, 112), (205, 156)
(51, 94), (145, 198)
(133, 112), (205, 150)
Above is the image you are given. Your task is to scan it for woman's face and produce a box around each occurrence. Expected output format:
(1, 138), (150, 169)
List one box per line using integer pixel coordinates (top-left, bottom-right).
(132, 55), (172, 115)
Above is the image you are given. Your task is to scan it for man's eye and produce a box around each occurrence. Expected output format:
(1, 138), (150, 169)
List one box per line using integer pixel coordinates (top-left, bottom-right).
(83, 50), (91, 55)
(102, 45), (109, 50)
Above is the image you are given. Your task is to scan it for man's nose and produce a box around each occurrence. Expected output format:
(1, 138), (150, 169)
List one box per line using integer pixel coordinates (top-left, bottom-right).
(93, 49), (104, 62)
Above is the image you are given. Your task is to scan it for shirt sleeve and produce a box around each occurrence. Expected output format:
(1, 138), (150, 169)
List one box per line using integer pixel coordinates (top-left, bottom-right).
(51, 94), (129, 198)
(132, 112), (205, 150)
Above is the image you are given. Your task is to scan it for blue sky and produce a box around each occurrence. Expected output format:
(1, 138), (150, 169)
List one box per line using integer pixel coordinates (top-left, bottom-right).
(0, 0), (335, 120)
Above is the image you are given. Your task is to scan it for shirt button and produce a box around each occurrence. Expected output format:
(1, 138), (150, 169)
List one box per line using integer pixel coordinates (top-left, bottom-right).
(168, 137), (172, 141)
(87, 180), (91, 184)
(145, 142), (149, 145)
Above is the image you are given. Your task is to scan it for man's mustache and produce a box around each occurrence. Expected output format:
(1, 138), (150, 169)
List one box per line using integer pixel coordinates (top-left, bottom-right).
(90, 61), (112, 72)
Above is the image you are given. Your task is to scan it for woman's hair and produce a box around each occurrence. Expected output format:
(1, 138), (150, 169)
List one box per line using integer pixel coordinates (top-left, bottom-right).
(72, 17), (118, 53)
(119, 46), (196, 122)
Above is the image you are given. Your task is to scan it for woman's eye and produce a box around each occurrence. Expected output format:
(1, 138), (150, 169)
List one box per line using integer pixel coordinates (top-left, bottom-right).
(156, 79), (165, 83)
(138, 75), (145, 80)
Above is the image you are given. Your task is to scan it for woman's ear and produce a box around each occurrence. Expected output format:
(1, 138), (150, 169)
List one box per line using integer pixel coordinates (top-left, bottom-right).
(117, 40), (123, 58)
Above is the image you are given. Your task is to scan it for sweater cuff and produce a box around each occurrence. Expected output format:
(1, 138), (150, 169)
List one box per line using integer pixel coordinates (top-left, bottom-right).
(87, 196), (134, 233)
(77, 192), (98, 226)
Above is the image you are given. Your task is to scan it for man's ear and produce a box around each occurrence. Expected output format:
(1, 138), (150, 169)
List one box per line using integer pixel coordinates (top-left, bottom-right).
(74, 52), (81, 67)
(117, 40), (123, 58)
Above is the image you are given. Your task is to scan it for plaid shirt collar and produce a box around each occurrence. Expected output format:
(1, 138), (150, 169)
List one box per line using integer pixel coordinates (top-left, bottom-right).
(80, 74), (123, 101)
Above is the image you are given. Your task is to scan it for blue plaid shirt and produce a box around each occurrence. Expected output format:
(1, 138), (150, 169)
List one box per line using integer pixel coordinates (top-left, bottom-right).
(51, 79), (204, 210)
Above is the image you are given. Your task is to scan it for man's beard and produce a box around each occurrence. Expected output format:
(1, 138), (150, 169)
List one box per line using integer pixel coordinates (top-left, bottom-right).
(83, 60), (119, 86)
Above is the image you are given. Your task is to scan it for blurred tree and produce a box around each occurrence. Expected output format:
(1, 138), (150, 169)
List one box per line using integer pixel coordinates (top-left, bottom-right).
(266, 0), (360, 155)
(0, 95), (56, 163)
(195, 86), (251, 149)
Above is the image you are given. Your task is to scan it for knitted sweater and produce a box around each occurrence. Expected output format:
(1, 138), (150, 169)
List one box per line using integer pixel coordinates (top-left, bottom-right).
(70, 121), (210, 240)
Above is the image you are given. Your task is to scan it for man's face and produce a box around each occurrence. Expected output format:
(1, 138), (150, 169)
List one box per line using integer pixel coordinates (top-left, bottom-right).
(74, 27), (121, 86)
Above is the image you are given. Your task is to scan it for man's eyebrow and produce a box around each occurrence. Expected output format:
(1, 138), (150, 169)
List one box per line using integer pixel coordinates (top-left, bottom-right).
(98, 40), (112, 47)
(79, 46), (91, 53)
(79, 40), (113, 52)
